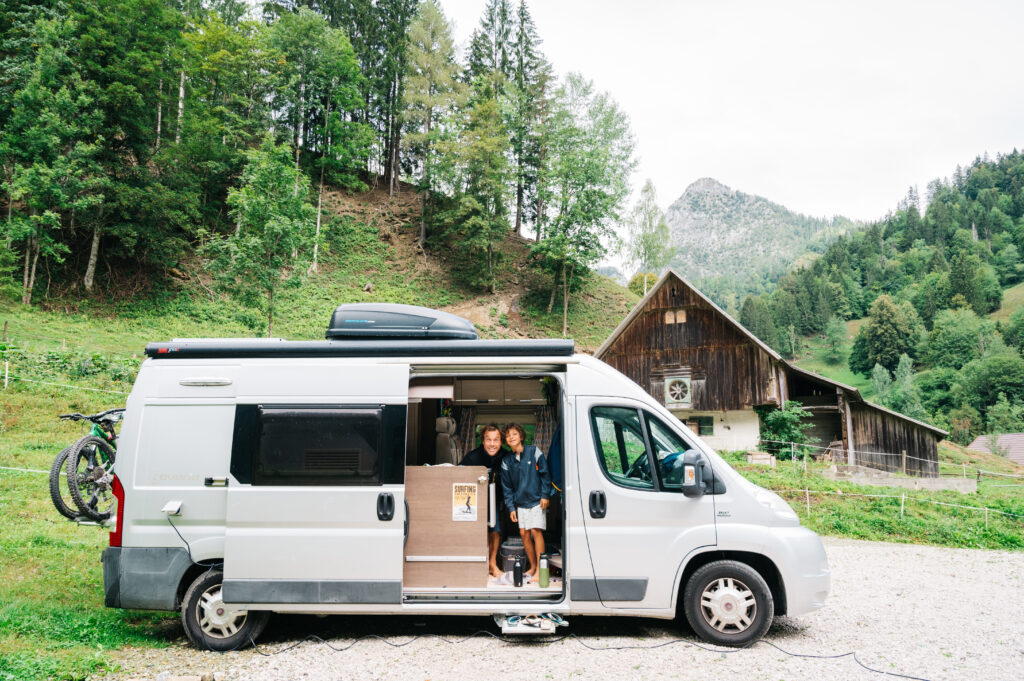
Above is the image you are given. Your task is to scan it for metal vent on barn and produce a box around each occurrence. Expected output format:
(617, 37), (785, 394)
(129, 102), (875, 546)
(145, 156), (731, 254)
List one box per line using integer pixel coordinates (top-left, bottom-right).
(664, 377), (691, 407)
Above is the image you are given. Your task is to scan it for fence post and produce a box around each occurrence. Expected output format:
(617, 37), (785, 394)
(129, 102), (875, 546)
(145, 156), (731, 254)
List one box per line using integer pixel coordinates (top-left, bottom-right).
(901, 449), (907, 475)
(985, 508), (989, 528)
(790, 442), (795, 468)
(977, 469), (981, 483)
(3, 361), (7, 390)
(962, 463), (966, 479)
(805, 488), (810, 515)
(803, 448), (808, 476)
(2, 320), (7, 342)
(900, 492), (905, 517)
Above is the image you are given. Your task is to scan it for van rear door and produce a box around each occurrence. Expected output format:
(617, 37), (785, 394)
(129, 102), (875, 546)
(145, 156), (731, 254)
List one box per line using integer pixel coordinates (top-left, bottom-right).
(574, 396), (716, 610)
(222, 362), (409, 606)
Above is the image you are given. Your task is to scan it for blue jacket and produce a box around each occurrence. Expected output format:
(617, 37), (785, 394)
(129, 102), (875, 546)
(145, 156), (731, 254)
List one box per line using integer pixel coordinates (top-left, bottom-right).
(500, 445), (550, 510)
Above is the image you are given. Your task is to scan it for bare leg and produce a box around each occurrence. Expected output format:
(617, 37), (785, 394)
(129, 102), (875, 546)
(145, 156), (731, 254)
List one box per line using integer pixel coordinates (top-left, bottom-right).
(487, 531), (502, 577)
(520, 527), (536, 578)
(529, 528), (545, 578)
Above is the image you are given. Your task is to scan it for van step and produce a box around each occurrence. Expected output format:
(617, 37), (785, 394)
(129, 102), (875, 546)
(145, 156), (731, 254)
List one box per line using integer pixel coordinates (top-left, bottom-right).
(493, 613), (567, 635)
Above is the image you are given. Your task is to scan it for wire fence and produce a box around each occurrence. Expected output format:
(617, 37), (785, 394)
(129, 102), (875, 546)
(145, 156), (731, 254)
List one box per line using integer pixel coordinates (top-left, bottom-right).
(2, 360), (130, 395)
(775, 487), (1024, 527)
(756, 438), (1024, 481)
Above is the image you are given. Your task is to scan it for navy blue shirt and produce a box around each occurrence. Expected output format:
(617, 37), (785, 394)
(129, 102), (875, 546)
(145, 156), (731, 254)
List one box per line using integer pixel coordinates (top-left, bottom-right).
(459, 445), (506, 484)
(500, 445), (551, 510)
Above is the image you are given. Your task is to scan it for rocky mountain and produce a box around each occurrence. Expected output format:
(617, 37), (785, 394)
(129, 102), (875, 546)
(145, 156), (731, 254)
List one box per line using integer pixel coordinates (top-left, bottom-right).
(665, 178), (858, 309)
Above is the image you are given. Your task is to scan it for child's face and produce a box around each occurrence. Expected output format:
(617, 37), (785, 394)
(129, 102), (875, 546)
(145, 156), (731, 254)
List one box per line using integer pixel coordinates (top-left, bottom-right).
(505, 428), (522, 449)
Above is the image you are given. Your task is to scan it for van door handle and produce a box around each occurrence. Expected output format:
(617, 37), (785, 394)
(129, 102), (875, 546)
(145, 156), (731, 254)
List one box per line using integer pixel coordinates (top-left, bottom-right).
(377, 492), (395, 521)
(589, 490), (606, 518)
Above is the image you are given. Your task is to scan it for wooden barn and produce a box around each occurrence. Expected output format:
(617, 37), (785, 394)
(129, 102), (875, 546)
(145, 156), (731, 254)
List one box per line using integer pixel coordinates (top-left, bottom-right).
(595, 270), (945, 476)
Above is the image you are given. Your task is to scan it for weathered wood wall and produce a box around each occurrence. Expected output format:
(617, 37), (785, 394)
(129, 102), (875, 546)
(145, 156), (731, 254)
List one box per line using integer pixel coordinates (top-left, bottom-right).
(849, 402), (939, 477)
(601, 281), (775, 411)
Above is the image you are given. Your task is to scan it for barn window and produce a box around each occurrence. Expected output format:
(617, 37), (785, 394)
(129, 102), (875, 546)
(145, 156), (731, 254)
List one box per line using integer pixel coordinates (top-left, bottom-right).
(664, 308), (686, 324)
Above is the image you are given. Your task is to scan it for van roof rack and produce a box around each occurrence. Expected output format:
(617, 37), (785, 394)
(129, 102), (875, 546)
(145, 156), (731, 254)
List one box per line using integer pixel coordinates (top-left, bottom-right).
(144, 338), (574, 359)
(326, 303), (477, 340)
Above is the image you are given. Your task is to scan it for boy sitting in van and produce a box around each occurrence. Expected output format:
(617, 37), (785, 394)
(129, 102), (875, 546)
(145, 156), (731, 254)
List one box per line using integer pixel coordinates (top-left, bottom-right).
(500, 423), (550, 581)
(459, 423), (507, 578)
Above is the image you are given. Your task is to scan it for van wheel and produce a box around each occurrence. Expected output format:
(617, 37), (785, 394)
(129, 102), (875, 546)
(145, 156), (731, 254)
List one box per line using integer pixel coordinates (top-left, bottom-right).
(181, 569), (269, 651)
(683, 560), (773, 647)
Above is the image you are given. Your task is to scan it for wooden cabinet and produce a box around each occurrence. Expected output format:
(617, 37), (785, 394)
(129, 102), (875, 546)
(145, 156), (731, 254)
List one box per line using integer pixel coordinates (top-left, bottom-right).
(404, 466), (489, 589)
(454, 379), (545, 405)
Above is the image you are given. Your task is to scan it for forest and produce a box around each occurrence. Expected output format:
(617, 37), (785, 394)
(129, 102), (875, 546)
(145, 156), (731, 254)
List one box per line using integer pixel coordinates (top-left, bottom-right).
(739, 150), (1024, 444)
(0, 0), (640, 335)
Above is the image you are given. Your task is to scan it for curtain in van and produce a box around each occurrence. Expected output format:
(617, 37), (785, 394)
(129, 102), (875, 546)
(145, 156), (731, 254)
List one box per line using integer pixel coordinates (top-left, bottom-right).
(534, 406), (556, 453)
(455, 406), (476, 457)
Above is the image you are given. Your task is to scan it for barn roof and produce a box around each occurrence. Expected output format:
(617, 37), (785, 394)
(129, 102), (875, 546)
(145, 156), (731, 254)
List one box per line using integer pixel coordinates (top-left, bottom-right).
(596, 269), (948, 437)
(595, 269), (783, 362)
(968, 434), (1024, 466)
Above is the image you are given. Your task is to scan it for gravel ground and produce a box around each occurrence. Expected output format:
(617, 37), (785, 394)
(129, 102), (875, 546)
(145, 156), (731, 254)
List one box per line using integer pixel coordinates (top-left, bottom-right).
(105, 538), (1024, 681)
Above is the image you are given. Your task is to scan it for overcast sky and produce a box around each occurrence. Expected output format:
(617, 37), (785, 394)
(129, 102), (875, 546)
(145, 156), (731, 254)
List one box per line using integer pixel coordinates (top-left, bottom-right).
(438, 0), (1024, 221)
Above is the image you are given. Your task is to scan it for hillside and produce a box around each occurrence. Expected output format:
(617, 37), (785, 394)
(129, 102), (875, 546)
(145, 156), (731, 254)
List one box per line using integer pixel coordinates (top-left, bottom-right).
(0, 183), (639, 356)
(664, 178), (858, 307)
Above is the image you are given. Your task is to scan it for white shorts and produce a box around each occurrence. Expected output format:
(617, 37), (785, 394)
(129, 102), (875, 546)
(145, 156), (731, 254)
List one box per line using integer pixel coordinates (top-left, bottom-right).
(517, 504), (546, 530)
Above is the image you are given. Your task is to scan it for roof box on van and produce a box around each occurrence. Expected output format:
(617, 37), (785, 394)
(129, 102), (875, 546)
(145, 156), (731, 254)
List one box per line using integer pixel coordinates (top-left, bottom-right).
(326, 303), (478, 340)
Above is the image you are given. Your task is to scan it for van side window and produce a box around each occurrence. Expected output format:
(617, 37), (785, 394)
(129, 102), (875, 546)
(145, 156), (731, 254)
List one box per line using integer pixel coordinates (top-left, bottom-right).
(590, 407), (654, 489)
(644, 412), (698, 489)
(231, 405), (405, 486)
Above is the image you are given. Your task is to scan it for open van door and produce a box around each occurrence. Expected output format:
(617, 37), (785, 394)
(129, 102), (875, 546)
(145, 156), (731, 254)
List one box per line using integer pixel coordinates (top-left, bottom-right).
(574, 396), (716, 610)
(222, 363), (409, 606)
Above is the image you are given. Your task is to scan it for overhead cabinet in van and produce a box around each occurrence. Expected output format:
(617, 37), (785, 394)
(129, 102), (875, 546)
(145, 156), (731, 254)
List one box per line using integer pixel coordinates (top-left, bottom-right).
(101, 303), (830, 652)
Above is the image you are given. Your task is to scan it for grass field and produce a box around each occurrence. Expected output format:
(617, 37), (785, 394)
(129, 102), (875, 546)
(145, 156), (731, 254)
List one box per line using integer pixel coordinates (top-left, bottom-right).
(789, 319), (874, 398)
(990, 280), (1024, 322)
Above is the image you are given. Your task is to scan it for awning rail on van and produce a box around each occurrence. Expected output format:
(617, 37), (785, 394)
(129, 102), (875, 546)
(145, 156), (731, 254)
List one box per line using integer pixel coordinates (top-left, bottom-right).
(144, 338), (575, 359)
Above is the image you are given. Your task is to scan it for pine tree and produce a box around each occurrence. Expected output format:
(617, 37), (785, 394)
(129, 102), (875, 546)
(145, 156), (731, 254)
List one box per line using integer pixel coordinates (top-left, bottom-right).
(403, 0), (466, 249)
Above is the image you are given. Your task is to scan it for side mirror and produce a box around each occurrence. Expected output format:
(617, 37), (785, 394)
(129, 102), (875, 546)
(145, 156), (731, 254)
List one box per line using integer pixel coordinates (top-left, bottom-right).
(680, 450), (706, 498)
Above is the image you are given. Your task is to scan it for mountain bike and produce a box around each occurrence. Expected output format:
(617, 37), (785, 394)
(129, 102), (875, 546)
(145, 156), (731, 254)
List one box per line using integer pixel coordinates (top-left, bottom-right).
(49, 408), (124, 522)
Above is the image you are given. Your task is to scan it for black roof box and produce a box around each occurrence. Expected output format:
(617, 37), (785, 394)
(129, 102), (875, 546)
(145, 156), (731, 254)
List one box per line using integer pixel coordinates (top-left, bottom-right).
(326, 303), (478, 340)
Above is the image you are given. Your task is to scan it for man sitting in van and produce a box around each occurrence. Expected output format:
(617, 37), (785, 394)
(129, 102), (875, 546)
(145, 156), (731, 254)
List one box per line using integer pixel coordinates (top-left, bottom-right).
(459, 423), (507, 578)
(500, 423), (550, 582)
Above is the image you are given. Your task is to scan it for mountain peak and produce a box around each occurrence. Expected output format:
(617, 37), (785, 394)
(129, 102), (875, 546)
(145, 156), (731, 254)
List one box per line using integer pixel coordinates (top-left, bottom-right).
(682, 177), (732, 197)
(664, 181), (857, 306)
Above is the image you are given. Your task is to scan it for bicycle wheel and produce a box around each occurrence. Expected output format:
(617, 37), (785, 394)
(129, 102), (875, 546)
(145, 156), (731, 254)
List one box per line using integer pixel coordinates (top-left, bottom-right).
(48, 447), (78, 520)
(66, 435), (117, 522)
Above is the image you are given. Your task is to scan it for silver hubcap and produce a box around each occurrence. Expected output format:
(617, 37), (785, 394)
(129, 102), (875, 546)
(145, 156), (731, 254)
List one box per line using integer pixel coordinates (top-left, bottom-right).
(700, 577), (757, 633)
(197, 584), (247, 639)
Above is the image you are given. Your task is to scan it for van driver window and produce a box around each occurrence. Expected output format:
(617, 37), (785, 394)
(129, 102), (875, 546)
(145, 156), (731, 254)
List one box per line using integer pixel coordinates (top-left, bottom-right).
(590, 407), (654, 489)
(645, 412), (695, 489)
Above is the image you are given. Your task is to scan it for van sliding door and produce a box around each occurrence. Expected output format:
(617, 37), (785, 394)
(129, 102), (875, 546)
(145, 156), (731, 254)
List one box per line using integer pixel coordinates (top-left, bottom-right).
(222, 363), (408, 606)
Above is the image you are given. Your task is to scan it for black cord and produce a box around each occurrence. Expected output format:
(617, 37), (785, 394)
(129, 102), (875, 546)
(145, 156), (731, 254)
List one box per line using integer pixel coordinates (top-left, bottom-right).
(244, 629), (935, 680)
(166, 514), (221, 567)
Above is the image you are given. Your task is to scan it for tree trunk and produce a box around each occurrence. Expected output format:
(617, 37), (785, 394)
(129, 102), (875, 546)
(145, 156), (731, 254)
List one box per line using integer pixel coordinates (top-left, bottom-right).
(487, 244), (494, 293)
(561, 262), (574, 337)
(267, 287), (274, 338)
(155, 77), (163, 152)
(84, 226), (101, 292)
(294, 79), (305, 196)
(22, 239), (31, 304)
(23, 239), (39, 306)
(309, 94), (332, 275)
(175, 69), (185, 145)
(515, 179), (523, 235)
(419, 188), (428, 250)
(643, 272), (649, 296)
(547, 265), (560, 314)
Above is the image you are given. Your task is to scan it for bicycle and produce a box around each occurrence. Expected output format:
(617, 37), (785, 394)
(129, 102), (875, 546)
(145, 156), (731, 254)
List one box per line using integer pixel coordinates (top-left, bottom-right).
(49, 408), (124, 522)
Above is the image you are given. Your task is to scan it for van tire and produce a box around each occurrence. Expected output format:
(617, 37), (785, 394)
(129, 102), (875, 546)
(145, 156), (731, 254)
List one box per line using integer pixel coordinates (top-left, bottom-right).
(49, 447), (78, 520)
(682, 560), (773, 647)
(181, 569), (269, 651)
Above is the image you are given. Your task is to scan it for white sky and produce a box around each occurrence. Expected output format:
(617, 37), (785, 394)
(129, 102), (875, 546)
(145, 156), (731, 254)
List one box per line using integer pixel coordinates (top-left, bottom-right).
(439, 0), (1024, 221)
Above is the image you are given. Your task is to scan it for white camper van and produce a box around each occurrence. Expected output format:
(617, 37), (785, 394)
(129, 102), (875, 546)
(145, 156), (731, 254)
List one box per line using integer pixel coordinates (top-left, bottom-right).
(102, 304), (829, 651)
